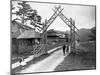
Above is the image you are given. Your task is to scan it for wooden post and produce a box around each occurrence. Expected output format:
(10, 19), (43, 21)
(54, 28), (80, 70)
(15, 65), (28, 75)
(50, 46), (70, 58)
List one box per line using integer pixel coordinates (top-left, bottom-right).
(45, 19), (47, 53)
(42, 19), (48, 54)
(22, 14), (24, 25)
(72, 20), (75, 50)
(70, 18), (73, 52)
(71, 19), (75, 51)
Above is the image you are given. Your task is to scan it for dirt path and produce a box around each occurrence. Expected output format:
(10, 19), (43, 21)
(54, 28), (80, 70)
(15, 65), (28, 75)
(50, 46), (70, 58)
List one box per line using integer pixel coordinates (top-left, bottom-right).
(19, 49), (68, 73)
(12, 46), (62, 69)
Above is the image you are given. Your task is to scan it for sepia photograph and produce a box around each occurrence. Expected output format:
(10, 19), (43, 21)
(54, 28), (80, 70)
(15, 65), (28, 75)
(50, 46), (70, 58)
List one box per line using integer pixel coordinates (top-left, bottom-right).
(11, 0), (96, 75)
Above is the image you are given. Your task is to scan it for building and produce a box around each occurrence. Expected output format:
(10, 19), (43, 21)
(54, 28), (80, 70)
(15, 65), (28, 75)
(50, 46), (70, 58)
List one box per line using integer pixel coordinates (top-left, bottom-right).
(47, 29), (69, 44)
(17, 30), (42, 53)
(11, 20), (34, 54)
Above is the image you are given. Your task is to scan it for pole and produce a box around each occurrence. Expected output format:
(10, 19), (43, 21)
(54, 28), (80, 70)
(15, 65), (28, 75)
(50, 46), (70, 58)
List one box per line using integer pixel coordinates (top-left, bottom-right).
(43, 19), (47, 54)
(73, 20), (75, 50)
(70, 18), (73, 52)
(45, 19), (47, 53)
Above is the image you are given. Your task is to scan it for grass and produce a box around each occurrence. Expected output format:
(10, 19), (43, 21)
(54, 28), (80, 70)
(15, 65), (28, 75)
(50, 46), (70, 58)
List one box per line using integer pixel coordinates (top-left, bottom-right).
(54, 41), (96, 71)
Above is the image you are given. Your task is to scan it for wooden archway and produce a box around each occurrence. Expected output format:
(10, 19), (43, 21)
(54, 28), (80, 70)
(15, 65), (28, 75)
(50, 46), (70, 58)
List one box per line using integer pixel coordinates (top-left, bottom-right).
(42, 6), (80, 52)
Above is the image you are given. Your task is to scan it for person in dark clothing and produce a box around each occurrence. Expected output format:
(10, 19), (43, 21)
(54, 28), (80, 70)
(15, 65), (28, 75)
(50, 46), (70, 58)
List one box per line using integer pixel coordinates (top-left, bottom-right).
(63, 45), (66, 56)
(66, 45), (69, 53)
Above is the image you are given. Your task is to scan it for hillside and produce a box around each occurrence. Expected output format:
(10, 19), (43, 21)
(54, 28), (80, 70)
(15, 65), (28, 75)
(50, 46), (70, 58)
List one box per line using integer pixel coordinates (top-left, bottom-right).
(46, 28), (94, 42)
(75, 28), (91, 42)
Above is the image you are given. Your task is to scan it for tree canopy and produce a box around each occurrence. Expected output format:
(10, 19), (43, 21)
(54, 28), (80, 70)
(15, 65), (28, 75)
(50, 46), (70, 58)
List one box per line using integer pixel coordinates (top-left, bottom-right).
(12, 1), (44, 32)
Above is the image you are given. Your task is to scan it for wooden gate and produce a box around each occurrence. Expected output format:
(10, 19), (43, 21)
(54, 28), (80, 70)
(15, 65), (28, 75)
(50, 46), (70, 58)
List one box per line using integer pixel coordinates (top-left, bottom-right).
(41, 6), (80, 53)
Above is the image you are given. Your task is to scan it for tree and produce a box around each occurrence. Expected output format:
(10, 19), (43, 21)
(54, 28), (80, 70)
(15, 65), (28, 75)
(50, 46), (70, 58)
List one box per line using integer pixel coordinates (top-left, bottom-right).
(15, 1), (33, 24)
(11, 4), (15, 10)
(88, 26), (96, 41)
(12, 1), (44, 32)
(26, 9), (44, 32)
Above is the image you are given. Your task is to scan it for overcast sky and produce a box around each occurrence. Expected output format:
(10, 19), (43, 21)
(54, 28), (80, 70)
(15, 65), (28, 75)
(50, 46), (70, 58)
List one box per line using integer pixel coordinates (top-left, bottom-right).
(12, 1), (96, 31)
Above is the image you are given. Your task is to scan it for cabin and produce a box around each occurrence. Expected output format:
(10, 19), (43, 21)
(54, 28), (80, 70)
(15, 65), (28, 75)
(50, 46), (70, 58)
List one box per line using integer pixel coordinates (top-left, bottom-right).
(11, 20), (34, 54)
(17, 30), (42, 53)
(11, 21), (25, 54)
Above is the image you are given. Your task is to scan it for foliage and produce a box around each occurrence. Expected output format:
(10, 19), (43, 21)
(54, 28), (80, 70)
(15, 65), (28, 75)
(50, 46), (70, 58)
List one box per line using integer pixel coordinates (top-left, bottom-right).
(12, 1), (44, 32)
(88, 27), (96, 41)
(27, 9), (43, 31)
(16, 1), (32, 16)
(11, 4), (15, 10)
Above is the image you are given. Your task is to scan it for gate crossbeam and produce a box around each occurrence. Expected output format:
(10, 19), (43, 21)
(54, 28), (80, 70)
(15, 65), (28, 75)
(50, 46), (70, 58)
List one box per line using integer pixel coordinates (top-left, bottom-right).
(43, 6), (64, 33)
(52, 7), (80, 37)
(54, 7), (79, 31)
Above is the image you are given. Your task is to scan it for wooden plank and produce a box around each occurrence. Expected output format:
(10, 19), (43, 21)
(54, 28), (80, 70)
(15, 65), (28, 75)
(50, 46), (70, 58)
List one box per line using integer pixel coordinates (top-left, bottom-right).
(53, 8), (80, 38)
(53, 7), (79, 31)
(43, 7), (64, 33)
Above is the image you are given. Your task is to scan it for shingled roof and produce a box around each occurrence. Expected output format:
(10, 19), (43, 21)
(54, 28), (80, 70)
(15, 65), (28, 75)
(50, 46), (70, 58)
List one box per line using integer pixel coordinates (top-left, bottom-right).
(17, 30), (41, 39)
(11, 20), (34, 38)
(12, 20), (34, 31)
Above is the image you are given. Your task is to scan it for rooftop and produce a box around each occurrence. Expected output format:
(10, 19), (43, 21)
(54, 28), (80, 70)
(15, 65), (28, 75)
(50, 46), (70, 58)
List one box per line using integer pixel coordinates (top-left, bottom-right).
(17, 30), (41, 39)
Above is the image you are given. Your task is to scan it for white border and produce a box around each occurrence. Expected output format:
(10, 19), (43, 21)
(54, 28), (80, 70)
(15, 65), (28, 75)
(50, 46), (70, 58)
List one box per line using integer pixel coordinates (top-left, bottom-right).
(0, 0), (99, 75)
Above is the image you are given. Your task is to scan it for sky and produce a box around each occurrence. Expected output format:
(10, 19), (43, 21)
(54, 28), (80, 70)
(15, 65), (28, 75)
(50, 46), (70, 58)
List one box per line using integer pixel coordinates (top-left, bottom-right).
(12, 1), (96, 31)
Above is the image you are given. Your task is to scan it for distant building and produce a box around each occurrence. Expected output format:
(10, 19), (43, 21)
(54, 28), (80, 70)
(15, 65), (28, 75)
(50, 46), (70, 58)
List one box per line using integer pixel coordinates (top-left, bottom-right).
(47, 29), (69, 44)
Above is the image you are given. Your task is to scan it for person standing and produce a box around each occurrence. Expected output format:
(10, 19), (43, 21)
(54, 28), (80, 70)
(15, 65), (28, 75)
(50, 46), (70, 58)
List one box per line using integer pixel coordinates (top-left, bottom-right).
(66, 45), (69, 53)
(63, 44), (66, 56)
